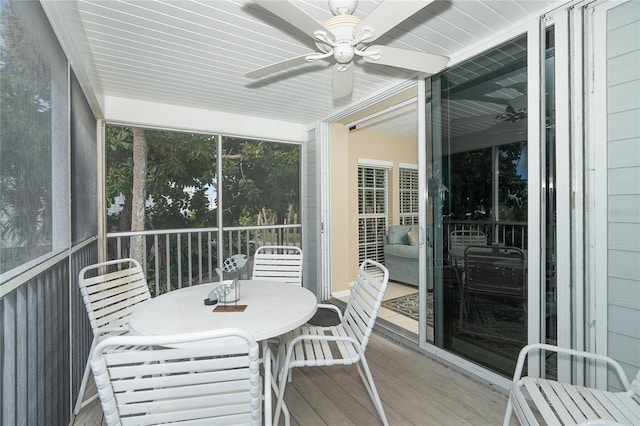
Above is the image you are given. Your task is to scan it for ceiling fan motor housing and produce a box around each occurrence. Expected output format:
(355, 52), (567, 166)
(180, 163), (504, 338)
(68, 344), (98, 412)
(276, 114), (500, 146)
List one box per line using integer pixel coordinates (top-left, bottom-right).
(333, 43), (354, 63)
(315, 15), (361, 63)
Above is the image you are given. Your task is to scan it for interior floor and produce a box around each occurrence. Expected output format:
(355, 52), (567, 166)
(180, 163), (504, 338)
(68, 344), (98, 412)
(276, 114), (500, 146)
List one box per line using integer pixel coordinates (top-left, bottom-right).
(337, 281), (419, 334)
(339, 280), (536, 379)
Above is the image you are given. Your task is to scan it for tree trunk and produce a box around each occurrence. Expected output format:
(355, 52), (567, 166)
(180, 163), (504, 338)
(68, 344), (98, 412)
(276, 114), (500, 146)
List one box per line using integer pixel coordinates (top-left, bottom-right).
(131, 127), (148, 266)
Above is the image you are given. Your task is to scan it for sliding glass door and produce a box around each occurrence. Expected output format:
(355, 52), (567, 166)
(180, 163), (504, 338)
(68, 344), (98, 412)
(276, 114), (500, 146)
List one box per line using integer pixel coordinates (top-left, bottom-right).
(426, 34), (533, 377)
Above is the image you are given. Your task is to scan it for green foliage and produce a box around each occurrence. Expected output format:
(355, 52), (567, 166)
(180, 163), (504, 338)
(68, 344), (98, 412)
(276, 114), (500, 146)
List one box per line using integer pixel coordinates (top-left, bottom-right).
(0, 2), (53, 258)
(106, 127), (301, 234)
(444, 142), (527, 222)
(221, 137), (300, 227)
(445, 148), (493, 220)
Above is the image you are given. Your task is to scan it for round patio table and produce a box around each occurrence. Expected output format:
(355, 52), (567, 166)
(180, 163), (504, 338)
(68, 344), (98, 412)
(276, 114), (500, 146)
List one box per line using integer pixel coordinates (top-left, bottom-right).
(128, 280), (318, 342)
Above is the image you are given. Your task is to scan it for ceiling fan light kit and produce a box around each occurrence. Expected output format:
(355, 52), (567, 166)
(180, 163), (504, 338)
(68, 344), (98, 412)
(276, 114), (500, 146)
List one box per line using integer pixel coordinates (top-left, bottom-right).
(247, 0), (450, 99)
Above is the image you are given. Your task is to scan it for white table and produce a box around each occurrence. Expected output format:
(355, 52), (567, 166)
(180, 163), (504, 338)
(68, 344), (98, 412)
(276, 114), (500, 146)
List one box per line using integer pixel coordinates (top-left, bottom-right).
(129, 280), (318, 341)
(129, 280), (315, 425)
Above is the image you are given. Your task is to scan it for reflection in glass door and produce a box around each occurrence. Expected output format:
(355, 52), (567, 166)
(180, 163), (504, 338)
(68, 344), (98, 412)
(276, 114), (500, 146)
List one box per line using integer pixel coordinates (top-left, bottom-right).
(426, 28), (559, 378)
(428, 34), (530, 377)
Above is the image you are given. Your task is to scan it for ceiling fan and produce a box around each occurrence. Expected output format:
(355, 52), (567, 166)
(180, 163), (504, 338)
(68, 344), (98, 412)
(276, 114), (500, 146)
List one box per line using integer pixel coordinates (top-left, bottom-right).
(451, 90), (528, 131)
(246, 0), (449, 99)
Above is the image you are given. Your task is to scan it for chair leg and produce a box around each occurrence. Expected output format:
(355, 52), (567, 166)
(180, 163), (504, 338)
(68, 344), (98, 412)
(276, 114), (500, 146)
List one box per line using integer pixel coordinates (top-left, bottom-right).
(274, 366), (289, 426)
(355, 356), (388, 426)
(74, 337), (98, 415)
(266, 346), (290, 426)
(503, 399), (514, 426)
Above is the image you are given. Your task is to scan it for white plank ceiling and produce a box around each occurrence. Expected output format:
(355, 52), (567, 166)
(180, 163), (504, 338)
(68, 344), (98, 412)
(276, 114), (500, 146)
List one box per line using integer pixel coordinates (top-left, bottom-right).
(44, 0), (564, 135)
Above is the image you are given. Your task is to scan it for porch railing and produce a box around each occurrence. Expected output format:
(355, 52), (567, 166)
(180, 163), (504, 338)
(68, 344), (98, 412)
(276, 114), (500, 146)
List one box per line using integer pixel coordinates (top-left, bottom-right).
(107, 224), (302, 296)
(444, 221), (527, 250)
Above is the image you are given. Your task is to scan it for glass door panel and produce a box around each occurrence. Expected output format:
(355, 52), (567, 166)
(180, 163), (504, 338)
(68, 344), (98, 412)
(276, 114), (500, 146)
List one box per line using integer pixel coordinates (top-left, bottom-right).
(429, 34), (530, 377)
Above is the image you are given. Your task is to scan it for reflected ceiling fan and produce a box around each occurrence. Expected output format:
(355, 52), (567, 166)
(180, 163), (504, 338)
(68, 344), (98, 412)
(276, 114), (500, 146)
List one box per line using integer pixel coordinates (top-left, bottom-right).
(246, 0), (449, 99)
(451, 93), (528, 132)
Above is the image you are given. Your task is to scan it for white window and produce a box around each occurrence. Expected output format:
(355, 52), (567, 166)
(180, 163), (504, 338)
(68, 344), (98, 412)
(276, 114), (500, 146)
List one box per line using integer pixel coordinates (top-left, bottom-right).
(399, 165), (419, 225)
(357, 162), (390, 265)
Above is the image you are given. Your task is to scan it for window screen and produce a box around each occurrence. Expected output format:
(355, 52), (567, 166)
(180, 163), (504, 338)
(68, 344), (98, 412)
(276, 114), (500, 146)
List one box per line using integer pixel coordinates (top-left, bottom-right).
(0, 0), (70, 280)
(71, 71), (97, 244)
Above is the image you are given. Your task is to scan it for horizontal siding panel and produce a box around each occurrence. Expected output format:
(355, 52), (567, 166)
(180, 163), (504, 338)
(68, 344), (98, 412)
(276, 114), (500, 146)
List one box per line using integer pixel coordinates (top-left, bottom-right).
(608, 166), (640, 194)
(607, 332), (640, 381)
(607, 80), (640, 114)
(608, 249), (640, 281)
(608, 194), (640, 223)
(608, 50), (640, 86)
(608, 223), (640, 251)
(608, 304), (640, 339)
(608, 109), (640, 141)
(609, 277), (640, 310)
(607, 0), (640, 32)
(607, 20), (640, 59)
(608, 137), (640, 168)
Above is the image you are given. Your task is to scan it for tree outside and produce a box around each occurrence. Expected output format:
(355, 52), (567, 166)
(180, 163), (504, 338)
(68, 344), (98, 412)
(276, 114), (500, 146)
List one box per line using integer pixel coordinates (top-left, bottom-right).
(105, 126), (301, 289)
(0, 1), (54, 274)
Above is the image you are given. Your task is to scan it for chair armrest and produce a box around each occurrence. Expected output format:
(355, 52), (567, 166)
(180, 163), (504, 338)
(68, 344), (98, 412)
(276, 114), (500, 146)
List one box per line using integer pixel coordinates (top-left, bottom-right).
(316, 303), (344, 321)
(94, 326), (129, 337)
(512, 343), (632, 391)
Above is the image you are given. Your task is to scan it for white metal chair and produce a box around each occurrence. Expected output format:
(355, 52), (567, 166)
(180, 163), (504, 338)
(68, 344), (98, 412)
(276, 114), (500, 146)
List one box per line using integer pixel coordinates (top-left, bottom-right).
(251, 245), (303, 286)
(460, 245), (526, 328)
(274, 259), (390, 426)
(74, 258), (151, 415)
(90, 328), (269, 426)
(504, 343), (640, 425)
(448, 229), (487, 268)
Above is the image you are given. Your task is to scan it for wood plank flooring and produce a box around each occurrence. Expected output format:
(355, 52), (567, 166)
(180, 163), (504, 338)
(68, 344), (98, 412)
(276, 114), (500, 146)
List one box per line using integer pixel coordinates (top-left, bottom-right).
(73, 333), (514, 425)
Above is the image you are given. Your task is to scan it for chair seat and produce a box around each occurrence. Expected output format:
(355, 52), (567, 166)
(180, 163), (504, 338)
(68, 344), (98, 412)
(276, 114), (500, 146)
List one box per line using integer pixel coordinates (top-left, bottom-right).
(285, 324), (360, 368)
(504, 344), (640, 426)
(512, 377), (640, 425)
(273, 259), (390, 426)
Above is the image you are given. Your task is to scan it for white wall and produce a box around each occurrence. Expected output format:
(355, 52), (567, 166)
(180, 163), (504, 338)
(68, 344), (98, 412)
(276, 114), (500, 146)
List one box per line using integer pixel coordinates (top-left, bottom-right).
(104, 96), (308, 142)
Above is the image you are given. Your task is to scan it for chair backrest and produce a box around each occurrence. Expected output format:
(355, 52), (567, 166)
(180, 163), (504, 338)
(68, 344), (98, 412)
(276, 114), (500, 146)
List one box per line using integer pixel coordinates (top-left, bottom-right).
(449, 229), (487, 251)
(464, 246), (526, 298)
(78, 258), (151, 332)
(343, 259), (389, 352)
(251, 245), (303, 285)
(91, 328), (262, 426)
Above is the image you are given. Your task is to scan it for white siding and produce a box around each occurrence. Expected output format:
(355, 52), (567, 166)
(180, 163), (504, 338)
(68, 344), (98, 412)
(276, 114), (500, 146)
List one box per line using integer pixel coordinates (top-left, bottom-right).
(605, 0), (640, 390)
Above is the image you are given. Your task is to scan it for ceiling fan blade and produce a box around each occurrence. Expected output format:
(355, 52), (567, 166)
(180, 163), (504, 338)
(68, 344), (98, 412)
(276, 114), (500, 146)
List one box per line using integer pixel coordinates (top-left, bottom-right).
(246, 55), (310, 78)
(333, 64), (354, 99)
(363, 45), (449, 74)
(252, 0), (334, 41)
(354, 0), (434, 43)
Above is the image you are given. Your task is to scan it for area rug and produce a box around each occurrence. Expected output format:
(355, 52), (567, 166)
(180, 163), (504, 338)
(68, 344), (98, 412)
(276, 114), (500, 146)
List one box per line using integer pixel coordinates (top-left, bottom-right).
(458, 302), (527, 344)
(455, 301), (528, 365)
(381, 292), (434, 326)
(307, 306), (341, 326)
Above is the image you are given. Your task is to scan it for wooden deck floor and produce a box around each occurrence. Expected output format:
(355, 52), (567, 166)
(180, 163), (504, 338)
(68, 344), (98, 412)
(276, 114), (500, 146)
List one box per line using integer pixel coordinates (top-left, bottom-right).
(73, 332), (513, 425)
